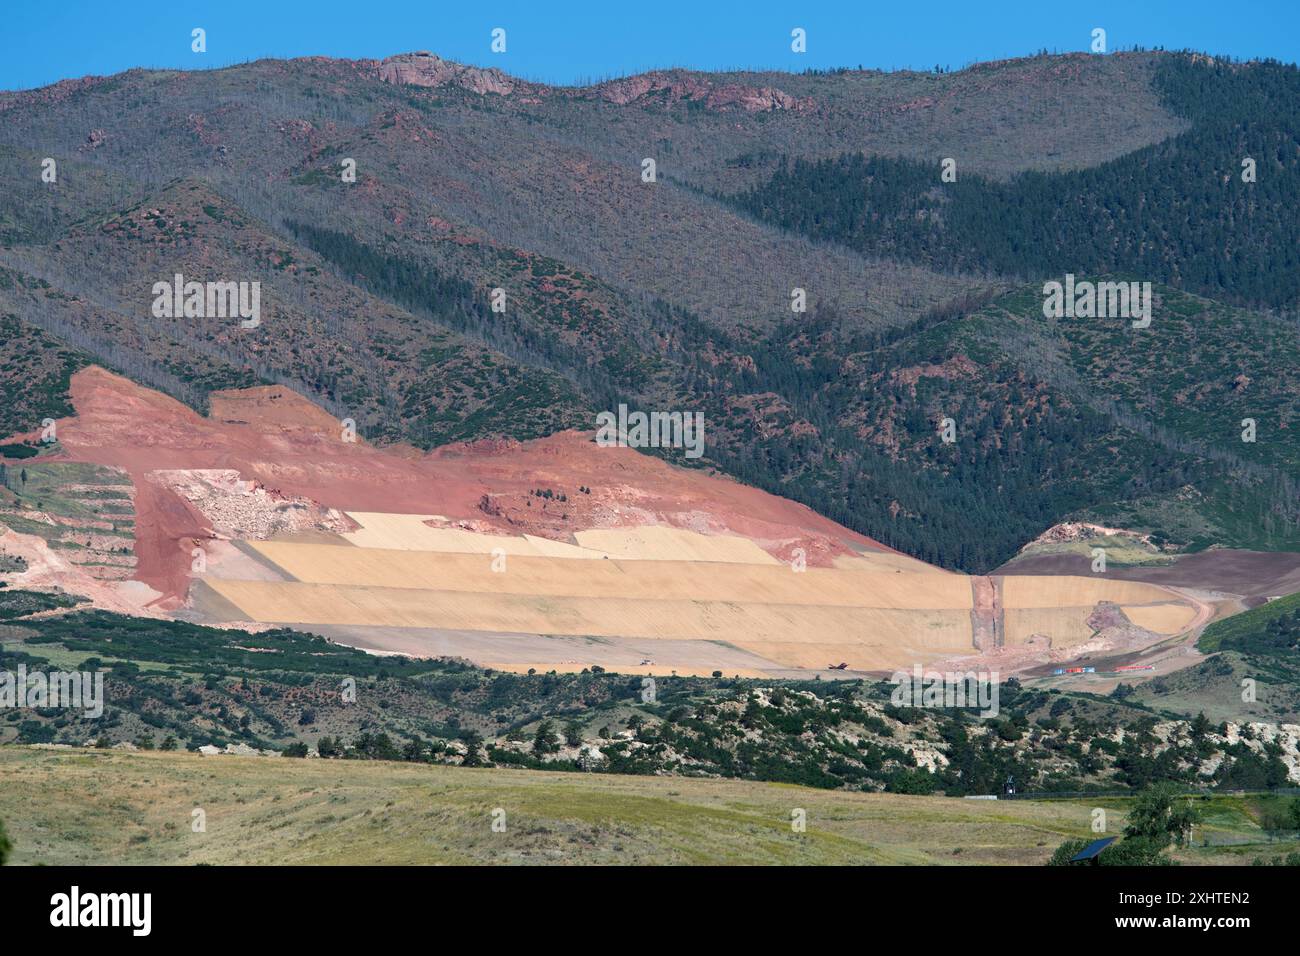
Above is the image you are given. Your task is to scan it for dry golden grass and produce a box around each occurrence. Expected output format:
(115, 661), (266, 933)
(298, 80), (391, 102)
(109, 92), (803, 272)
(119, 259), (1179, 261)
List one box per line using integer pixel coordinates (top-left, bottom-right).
(0, 747), (1108, 866)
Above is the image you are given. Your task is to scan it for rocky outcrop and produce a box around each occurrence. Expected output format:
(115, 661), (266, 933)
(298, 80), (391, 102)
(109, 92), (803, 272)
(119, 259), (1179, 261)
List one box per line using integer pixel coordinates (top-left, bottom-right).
(1022, 521), (1159, 551)
(586, 71), (812, 112)
(376, 53), (813, 113)
(377, 51), (520, 95)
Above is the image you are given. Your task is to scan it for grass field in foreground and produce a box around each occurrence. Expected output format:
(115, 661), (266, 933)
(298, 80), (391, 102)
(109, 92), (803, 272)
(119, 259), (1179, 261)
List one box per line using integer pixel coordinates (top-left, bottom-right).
(1, 748), (1296, 866)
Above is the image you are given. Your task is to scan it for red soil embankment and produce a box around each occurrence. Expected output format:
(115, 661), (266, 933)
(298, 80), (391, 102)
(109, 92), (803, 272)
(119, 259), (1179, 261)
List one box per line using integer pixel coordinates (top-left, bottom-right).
(19, 367), (898, 605)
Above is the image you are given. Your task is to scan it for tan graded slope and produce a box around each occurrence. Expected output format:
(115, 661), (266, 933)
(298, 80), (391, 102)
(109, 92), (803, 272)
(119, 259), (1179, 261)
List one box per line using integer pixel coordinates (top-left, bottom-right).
(999, 575), (1202, 649)
(342, 513), (610, 558)
(206, 534), (1201, 674)
(571, 526), (781, 564)
(1001, 575), (1179, 608)
(244, 541), (971, 607)
(212, 536), (984, 673)
(205, 576), (980, 672)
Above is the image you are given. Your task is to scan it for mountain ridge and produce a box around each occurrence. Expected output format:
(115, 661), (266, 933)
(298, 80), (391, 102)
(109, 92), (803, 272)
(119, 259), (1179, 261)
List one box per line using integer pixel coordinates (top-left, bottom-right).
(1, 49), (1296, 572)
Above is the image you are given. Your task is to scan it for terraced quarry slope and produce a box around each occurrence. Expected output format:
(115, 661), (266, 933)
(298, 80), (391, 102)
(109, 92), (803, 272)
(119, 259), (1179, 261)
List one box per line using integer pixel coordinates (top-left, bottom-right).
(197, 526), (1201, 675)
(0, 366), (1204, 677)
(0, 461), (136, 578)
(200, 536), (976, 674)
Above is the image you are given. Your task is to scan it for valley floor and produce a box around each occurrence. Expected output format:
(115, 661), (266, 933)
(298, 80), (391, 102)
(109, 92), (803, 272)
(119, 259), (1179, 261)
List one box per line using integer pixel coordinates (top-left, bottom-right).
(0, 747), (1293, 866)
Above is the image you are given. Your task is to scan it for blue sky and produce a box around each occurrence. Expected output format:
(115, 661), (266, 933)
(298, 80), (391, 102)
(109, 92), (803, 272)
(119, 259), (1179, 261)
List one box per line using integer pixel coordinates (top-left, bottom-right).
(1, 0), (1297, 91)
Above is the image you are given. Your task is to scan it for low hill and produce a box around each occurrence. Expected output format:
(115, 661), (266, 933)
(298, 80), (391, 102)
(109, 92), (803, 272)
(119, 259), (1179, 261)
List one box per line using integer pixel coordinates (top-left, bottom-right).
(1, 747), (1296, 865)
(0, 746), (1092, 865)
(1199, 590), (1300, 654)
(1117, 594), (1300, 725)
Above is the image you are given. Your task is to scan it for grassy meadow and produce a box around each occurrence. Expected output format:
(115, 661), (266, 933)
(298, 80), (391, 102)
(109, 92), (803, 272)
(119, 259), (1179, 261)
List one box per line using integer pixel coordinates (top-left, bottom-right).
(0, 747), (1295, 866)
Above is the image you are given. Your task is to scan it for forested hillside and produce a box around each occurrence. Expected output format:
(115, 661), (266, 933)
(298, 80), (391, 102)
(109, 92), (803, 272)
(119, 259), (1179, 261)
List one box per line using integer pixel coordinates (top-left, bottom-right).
(0, 312), (87, 440)
(732, 57), (1300, 313)
(699, 282), (1300, 568)
(0, 51), (1295, 570)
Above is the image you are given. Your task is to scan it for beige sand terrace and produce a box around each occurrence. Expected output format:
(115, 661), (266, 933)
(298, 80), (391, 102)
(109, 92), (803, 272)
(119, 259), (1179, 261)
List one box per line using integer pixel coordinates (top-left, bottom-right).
(199, 521), (1204, 674)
